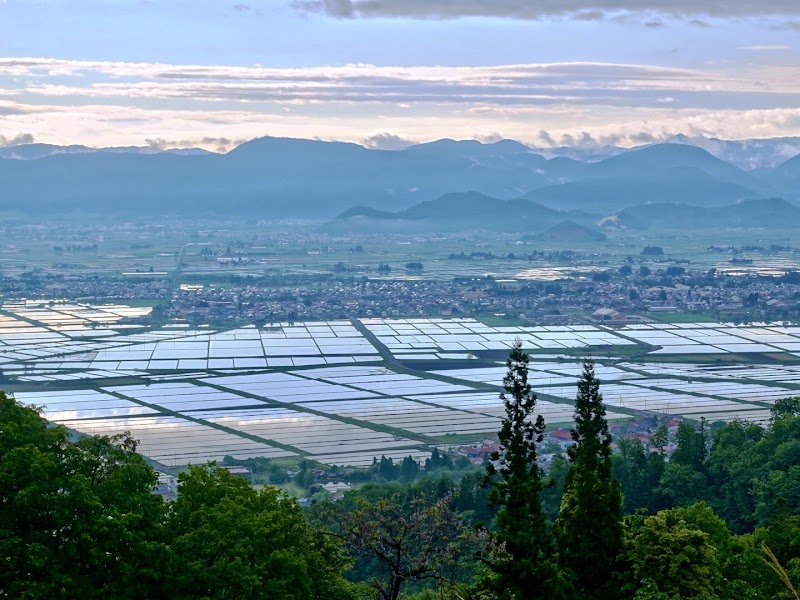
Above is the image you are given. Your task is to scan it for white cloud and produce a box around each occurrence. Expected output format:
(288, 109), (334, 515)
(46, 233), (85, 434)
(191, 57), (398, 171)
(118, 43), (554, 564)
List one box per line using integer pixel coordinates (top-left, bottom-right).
(3, 57), (800, 149)
(293, 0), (800, 20)
(362, 132), (415, 150)
(738, 45), (792, 51)
(7, 57), (799, 106)
(0, 132), (34, 146)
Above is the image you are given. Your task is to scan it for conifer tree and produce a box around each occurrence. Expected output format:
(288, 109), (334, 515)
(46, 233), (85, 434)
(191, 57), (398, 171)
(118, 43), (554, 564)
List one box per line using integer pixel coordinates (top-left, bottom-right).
(482, 340), (565, 599)
(555, 360), (623, 599)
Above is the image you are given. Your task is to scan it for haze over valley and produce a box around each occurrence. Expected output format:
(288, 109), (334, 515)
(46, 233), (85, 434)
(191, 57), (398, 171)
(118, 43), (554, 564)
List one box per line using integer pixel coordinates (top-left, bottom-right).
(4, 2), (800, 598)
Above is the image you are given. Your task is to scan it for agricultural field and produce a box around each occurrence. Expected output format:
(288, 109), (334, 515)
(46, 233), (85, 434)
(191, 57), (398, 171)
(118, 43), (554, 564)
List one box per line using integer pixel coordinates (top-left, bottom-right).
(4, 300), (800, 470)
(3, 219), (800, 281)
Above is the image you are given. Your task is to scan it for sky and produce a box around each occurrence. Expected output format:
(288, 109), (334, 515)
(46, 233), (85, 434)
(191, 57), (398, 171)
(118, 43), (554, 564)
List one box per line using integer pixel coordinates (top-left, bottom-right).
(1, 0), (800, 150)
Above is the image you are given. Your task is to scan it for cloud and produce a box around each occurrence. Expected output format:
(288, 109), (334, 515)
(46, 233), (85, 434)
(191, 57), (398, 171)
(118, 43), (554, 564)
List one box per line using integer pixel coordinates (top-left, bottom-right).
(145, 136), (242, 152)
(3, 57), (800, 150)
(9, 57), (796, 112)
(293, 0), (800, 21)
(773, 21), (800, 30)
(738, 45), (792, 51)
(0, 132), (34, 147)
(475, 132), (506, 143)
(362, 132), (414, 150)
(629, 131), (658, 143)
(537, 130), (557, 146)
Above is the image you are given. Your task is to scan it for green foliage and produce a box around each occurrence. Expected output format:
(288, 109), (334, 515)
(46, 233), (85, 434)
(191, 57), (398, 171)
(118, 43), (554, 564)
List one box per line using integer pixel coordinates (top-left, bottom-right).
(555, 360), (623, 599)
(671, 419), (708, 472)
(168, 465), (357, 600)
(295, 459), (317, 489)
(622, 503), (774, 600)
(624, 506), (721, 599)
(651, 425), (669, 455)
(425, 447), (454, 471)
(0, 392), (168, 599)
(0, 395), (358, 600)
(612, 438), (666, 514)
(541, 453), (569, 521)
(400, 455), (421, 481)
(704, 419), (764, 532)
(453, 471), (493, 525)
(481, 340), (566, 599)
(772, 396), (800, 419)
(4, 376), (799, 600)
(315, 477), (475, 600)
(656, 462), (711, 507)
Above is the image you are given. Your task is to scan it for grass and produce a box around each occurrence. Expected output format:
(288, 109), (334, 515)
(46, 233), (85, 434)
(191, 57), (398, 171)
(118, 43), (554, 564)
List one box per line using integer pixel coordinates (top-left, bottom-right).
(430, 432), (496, 444)
(764, 544), (799, 599)
(647, 311), (721, 323)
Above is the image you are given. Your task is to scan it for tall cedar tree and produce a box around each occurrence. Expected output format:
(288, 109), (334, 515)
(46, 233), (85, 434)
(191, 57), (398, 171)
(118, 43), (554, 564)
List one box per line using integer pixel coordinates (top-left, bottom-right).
(555, 360), (623, 599)
(482, 340), (566, 599)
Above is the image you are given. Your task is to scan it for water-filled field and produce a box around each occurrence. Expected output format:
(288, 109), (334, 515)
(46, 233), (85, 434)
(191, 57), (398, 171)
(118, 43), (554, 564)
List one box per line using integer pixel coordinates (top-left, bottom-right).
(5, 301), (800, 467)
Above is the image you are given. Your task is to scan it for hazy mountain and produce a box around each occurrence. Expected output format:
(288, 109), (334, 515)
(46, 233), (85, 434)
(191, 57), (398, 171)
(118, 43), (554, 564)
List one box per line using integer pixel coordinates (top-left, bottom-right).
(660, 134), (800, 170)
(322, 191), (597, 233)
(529, 145), (627, 163)
(586, 143), (756, 187)
(776, 152), (800, 178)
(0, 143), (95, 160)
(0, 135), (791, 219)
(524, 168), (756, 212)
(537, 220), (607, 242)
(0, 137), (577, 217)
(0, 143), (212, 160)
(534, 134), (800, 170)
(605, 198), (800, 230)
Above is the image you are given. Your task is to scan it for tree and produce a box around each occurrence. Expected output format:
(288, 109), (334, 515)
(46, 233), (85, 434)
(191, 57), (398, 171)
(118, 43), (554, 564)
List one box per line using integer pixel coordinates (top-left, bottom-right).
(555, 360), (624, 599)
(754, 510), (800, 599)
(481, 340), (565, 599)
(671, 419), (707, 473)
(319, 480), (475, 600)
(377, 456), (398, 481)
(168, 465), (357, 600)
(705, 419), (763, 533)
(651, 425), (669, 455)
(772, 396), (800, 420)
(624, 507), (721, 599)
(400, 455), (421, 481)
(0, 394), (168, 599)
(541, 453), (570, 521)
(656, 462), (711, 507)
(623, 503), (773, 600)
(613, 437), (665, 514)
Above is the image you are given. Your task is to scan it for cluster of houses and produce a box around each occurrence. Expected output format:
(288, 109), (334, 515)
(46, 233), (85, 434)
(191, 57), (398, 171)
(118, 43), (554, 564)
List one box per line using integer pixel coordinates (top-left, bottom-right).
(452, 415), (682, 467)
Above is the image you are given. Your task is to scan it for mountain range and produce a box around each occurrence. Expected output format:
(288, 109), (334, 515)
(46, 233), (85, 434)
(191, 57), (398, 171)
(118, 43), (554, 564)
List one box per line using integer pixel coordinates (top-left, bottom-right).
(325, 194), (800, 234)
(604, 198), (800, 230)
(1, 135), (799, 221)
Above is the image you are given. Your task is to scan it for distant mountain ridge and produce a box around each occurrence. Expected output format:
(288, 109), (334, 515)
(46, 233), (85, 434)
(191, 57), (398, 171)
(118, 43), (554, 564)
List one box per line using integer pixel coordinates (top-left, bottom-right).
(0, 135), (799, 219)
(321, 191), (601, 233)
(3, 133), (799, 169)
(0, 143), (211, 160)
(537, 220), (607, 242)
(605, 198), (800, 230)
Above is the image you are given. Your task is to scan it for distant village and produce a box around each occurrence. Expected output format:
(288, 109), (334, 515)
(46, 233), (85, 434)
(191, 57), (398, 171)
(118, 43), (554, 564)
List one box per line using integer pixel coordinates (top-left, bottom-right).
(3, 261), (800, 327)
